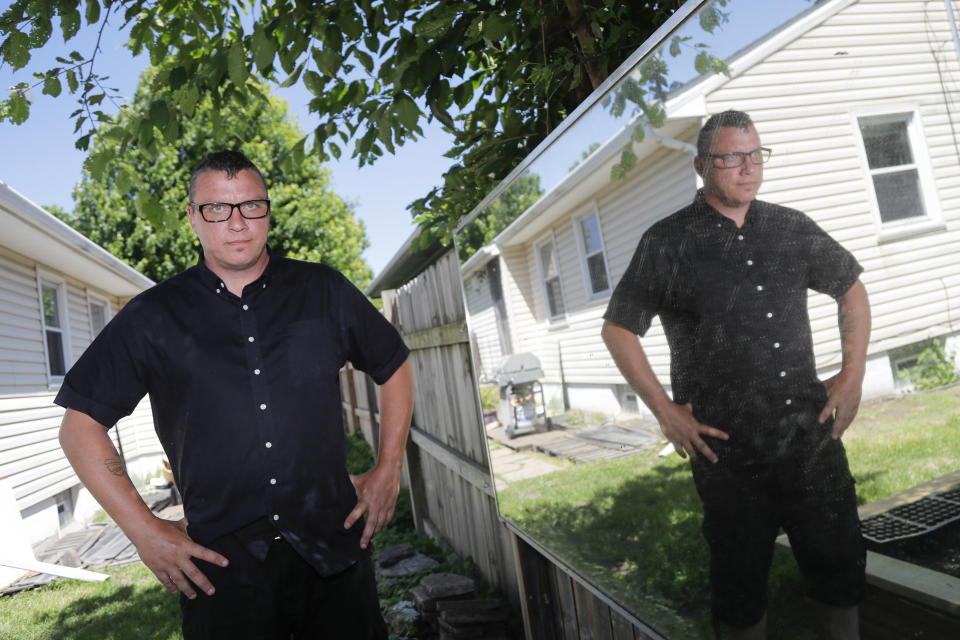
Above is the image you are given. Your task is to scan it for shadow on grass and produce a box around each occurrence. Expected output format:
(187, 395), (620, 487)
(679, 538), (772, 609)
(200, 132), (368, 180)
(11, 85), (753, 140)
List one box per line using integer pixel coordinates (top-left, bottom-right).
(37, 583), (181, 640)
(501, 459), (825, 639)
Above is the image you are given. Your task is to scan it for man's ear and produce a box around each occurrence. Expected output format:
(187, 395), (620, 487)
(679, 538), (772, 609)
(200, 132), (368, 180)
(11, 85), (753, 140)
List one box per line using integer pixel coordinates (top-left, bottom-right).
(694, 155), (705, 179)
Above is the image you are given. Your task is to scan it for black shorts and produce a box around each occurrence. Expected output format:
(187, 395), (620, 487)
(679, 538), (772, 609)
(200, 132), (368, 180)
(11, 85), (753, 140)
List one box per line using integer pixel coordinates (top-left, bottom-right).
(691, 434), (866, 628)
(180, 536), (387, 640)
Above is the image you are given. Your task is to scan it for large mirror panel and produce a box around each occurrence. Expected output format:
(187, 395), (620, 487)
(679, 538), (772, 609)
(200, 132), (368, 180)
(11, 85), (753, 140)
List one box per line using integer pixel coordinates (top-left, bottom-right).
(455, 0), (960, 637)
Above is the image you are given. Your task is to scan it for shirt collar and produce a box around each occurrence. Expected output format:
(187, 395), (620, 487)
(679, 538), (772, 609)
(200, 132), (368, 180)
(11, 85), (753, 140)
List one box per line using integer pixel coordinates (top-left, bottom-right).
(693, 189), (760, 230)
(194, 246), (276, 296)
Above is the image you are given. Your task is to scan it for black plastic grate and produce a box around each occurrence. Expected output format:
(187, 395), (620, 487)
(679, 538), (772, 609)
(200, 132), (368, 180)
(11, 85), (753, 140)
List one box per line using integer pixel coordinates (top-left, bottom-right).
(861, 488), (960, 543)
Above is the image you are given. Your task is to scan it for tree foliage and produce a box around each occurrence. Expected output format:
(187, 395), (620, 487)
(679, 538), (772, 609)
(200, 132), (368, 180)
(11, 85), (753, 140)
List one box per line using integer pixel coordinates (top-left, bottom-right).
(1, 0), (730, 247)
(60, 69), (371, 286)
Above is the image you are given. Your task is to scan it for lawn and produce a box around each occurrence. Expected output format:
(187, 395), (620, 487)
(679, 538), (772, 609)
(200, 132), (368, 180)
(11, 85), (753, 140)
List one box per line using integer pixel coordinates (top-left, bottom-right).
(496, 384), (960, 639)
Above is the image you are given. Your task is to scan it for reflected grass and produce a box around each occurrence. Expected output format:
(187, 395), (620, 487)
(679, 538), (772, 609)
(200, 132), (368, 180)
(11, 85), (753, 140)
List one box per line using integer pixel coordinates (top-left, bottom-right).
(497, 385), (960, 638)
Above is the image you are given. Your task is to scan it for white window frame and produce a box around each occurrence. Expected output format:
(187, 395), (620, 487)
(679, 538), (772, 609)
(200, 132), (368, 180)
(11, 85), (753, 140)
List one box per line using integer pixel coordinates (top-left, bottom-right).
(572, 203), (612, 301)
(852, 108), (943, 241)
(36, 270), (72, 386)
(86, 290), (112, 339)
(534, 232), (568, 323)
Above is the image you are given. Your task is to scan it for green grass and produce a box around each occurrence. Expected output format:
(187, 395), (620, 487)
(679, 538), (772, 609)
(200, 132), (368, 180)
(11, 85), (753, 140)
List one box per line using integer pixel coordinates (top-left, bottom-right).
(0, 563), (181, 640)
(497, 385), (960, 639)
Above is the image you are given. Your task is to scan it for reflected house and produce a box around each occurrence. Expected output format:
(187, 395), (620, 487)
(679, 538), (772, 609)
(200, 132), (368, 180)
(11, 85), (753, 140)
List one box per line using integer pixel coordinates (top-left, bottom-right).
(464, 0), (960, 417)
(0, 180), (160, 559)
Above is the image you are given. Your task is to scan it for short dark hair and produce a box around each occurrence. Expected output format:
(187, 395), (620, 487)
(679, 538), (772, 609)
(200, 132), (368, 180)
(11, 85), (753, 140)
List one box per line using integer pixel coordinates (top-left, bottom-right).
(697, 110), (755, 158)
(188, 150), (267, 201)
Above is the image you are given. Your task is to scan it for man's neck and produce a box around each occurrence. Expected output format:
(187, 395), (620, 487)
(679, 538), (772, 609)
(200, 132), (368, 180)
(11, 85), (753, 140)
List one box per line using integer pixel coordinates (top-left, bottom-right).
(703, 193), (750, 229)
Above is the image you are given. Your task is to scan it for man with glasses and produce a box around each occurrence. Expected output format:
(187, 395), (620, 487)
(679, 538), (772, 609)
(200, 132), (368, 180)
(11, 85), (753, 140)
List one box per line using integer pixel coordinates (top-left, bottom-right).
(602, 111), (870, 639)
(56, 150), (412, 639)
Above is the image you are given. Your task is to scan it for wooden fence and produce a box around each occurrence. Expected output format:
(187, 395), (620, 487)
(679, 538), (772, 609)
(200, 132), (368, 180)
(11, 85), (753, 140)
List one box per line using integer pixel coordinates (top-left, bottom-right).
(342, 249), (667, 639)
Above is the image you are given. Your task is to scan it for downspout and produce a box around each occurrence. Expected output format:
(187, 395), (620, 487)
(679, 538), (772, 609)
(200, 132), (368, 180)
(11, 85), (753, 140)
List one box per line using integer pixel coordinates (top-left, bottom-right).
(947, 0), (960, 70)
(645, 125), (701, 188)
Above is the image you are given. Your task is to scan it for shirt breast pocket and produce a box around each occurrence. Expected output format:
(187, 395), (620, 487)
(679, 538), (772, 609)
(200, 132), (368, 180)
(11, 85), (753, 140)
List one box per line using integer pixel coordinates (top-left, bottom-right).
(276, 320), (344, 385)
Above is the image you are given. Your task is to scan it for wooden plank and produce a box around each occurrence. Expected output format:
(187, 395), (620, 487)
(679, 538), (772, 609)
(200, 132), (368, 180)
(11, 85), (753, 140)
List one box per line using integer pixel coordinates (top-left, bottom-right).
(554, 563), (581, 640)
(402, 321), (470, 351)
(572, 578), (613, 640)
(408, 427), (493, 496)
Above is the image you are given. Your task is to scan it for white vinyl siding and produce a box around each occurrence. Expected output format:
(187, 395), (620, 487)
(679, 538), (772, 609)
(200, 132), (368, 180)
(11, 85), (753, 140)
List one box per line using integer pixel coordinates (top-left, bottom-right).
(464, 269), (504, 381)
(704, 0), (960, 373)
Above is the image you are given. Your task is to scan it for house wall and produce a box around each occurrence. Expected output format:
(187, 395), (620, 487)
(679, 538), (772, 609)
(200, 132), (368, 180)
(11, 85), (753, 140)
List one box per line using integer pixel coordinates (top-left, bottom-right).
(487, 0), (960, 417)
(464, 269), (504, 382)
(0, 245), (162, 542)
(706, 0), (960, 374)
(499, 141), (699, 413)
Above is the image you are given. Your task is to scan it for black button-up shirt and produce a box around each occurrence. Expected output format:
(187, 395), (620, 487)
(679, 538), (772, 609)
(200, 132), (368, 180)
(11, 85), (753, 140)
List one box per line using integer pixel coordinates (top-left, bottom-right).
(604, 191), (862, 462)
(55, 252), (409, 575)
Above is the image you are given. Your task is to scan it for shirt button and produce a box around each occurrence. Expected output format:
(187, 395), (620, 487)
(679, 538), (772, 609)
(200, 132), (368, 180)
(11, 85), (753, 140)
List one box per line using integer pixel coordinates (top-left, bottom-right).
(756, 285), (763, 291)
(738, 235), (744, 241)
(248, 336), (255, 343)
(242, 304), (249, 311)
(254, 368), (261, 375)
(746, 260), (754, 266)
(215, 288), (221, 294)
(270, 478), (277, 485)
(780, 371), (786, 377)
(262, 283), (267, 289)
(260, 403), (267, 410)
(272, 514), (279, 521)
(766, 312), (773, 318)
(774, 342), (780, 348)
(265, 441), (272, 448)
(785, 399), (792, 405)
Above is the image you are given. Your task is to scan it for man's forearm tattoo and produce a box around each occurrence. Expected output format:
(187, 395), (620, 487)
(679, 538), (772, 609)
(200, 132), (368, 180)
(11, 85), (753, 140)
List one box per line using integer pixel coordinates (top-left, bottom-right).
(104, 457), (126, 477)
(838, 299), (858, 365)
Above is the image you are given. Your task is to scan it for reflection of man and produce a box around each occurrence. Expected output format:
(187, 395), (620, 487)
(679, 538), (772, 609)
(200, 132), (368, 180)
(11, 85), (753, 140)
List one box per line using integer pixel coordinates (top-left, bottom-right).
(56, 150), (413, 639)
(602, 111), (869, 639)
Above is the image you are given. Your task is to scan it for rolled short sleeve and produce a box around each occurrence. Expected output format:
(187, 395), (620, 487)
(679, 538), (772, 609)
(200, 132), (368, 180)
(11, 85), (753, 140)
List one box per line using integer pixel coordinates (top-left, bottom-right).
(801, 216), (863, 298)
(337, 276), (409, 385)
(54, 301), (150, 428)
(604, 228), (675, 336)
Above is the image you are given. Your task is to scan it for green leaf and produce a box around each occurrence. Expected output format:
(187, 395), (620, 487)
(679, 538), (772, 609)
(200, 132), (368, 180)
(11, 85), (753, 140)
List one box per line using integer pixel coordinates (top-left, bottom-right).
(116, 167), (134, 193)
(179, 84), (199, 116)
(669, 37), (681, 58)
(312, 47), (341, 77)
(419, 51), (441, 82)
(66, 68), (79, 92)
(303, 70), (324, 95)
(88, 151), (111, 180)
(278, 60), (305, 88)
(5, 94), (30, 124)
(43, 76), (62, 97)
(2, 31), (31, 69)
(354, 49), (374, 74)
(137, 192), (166, 226)
(482, 13), (512, 43)
(60, 7), (82, 41)
(252, 27), (275, 72)
(393, 94), (419, 130)
(631, 124), (645, 144)
(227, 41), (248, 85)
(453, 81), (473, 109)
(168, 66), (187, 91)
(328, 141), (341, 159)
(85, 0), (100, 25)
(694, 51), (710, 75)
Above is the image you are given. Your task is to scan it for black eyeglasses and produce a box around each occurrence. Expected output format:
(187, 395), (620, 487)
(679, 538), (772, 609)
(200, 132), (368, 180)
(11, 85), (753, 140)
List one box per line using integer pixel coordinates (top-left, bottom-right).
(190, 199), (271, 223)
(705, 147), (772, 169)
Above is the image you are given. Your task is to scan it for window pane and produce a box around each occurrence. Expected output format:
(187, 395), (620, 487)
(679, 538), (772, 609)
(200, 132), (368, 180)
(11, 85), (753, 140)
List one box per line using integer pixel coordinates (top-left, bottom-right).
(860, 119), (913, 169)
(46, 330), (65, 376)
(90, 302), (107, 335)
(587, 253), (609, 294)
(580, 214), (603, 255)
(545, 278), (565, 317)
(42, 285), (61, 328)
(873, 170), (924, 222)
(538, 242), (558, 279)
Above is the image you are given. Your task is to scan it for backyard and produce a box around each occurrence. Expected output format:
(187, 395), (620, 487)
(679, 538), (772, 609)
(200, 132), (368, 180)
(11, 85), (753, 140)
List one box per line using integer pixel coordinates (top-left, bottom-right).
(496, 384), (960, 638)
(2, 387), (958, 639)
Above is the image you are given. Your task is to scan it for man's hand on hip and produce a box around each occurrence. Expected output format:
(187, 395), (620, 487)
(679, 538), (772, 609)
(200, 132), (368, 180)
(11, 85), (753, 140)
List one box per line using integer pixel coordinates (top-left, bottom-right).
(658, 402), (729, 463)
(131, 515), (229, 599)
(346, 465), (401, 550)
(819, 370), (863, 439)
